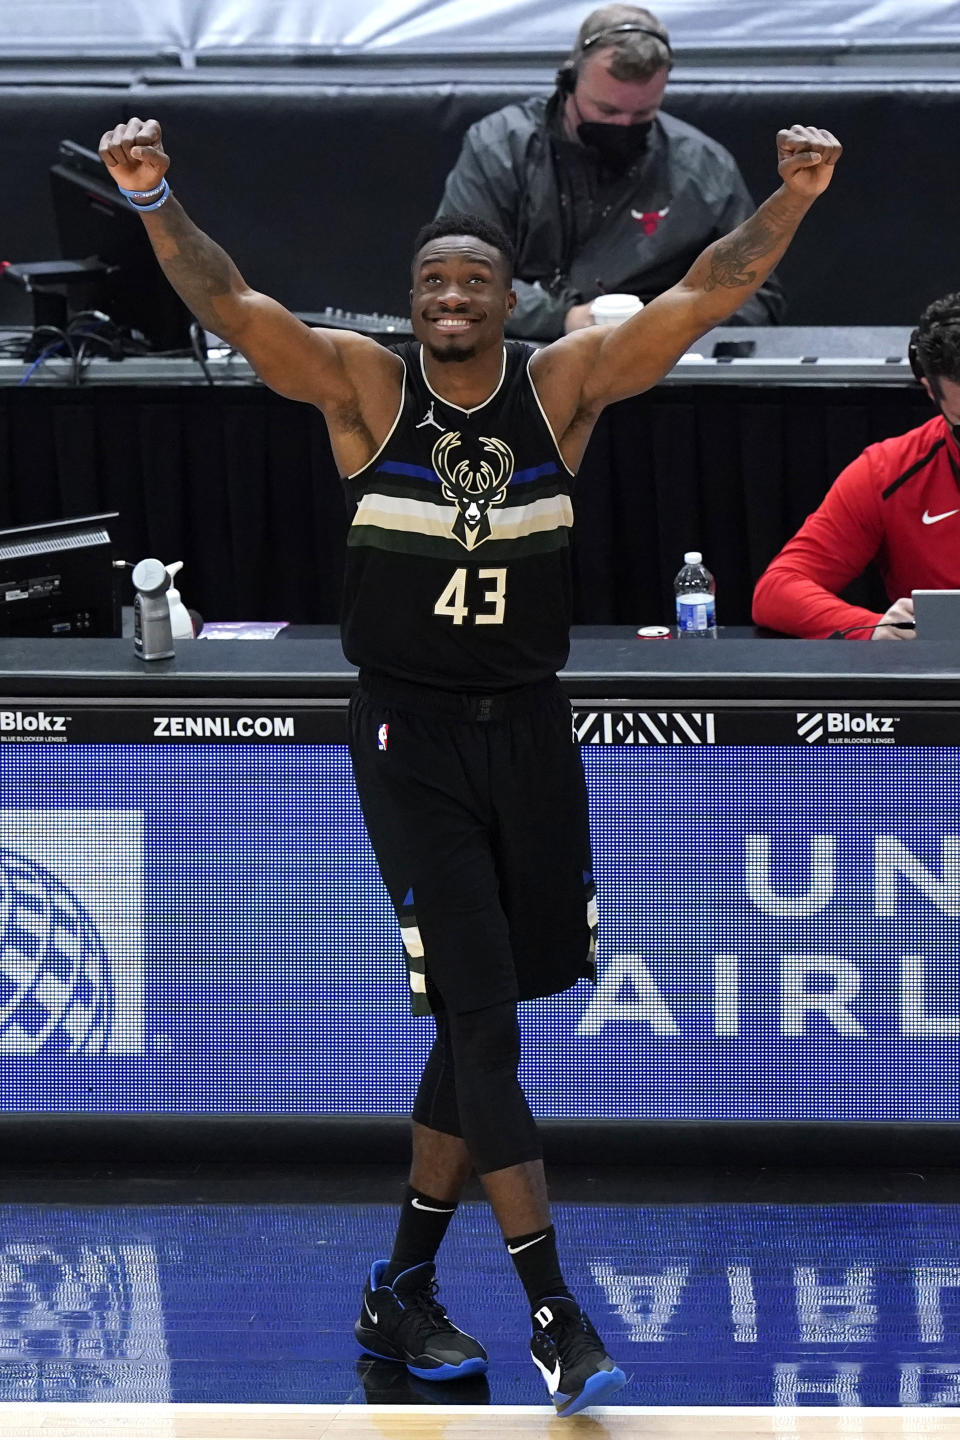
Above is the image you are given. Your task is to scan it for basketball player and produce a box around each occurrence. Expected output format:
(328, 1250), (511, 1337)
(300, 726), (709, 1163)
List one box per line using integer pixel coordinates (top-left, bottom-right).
(98, 116), (841, 1416)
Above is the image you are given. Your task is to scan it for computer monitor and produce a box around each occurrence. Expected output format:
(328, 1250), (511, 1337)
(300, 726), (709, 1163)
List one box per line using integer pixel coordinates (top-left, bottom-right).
(911, 589), (960, 642)
(49, 139), (193, 353)
(0, 512), (122, 638)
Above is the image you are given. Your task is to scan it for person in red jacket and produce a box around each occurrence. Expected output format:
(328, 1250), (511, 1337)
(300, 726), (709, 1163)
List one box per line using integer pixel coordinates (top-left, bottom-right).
(752, 293), (960, 639)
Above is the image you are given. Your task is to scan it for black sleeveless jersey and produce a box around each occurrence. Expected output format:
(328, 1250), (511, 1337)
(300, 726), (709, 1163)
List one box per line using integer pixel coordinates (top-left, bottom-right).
(340, 341), (576, 691)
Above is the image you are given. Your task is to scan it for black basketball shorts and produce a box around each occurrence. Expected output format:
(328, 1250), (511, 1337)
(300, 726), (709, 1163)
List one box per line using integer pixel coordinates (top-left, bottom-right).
(348, 673), (597, 1016)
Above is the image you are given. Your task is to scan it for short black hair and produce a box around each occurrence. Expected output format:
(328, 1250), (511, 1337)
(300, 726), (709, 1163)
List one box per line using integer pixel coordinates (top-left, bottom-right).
(914, 293), (960, 384)
(412, 213), (515, 278)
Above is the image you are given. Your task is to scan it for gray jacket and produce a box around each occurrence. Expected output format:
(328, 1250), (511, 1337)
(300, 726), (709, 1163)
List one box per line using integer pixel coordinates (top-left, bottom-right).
(437, 93), (785, 339)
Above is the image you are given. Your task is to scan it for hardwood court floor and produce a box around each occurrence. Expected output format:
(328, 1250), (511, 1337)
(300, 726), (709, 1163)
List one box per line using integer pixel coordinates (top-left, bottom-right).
(0, 1404), (956, 1439)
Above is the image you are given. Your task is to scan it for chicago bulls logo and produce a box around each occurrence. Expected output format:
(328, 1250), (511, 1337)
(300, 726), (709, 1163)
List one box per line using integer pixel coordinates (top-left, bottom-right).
(432, 431), (515, 550)
(630, 205), (670, 235)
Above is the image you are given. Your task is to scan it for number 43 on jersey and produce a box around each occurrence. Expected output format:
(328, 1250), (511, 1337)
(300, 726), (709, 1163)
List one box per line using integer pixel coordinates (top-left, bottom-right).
(434, 568), (507, 626)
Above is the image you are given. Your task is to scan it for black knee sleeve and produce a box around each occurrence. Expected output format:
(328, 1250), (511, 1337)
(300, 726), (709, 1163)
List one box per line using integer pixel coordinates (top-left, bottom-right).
(412, 1008), (462, 1137)
(446, 999), (541, 1174)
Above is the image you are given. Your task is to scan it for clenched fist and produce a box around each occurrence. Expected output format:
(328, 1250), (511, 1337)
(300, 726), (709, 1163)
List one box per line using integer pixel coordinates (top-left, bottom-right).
(98, 117), (169, 194)
(776, 125), (842, 199)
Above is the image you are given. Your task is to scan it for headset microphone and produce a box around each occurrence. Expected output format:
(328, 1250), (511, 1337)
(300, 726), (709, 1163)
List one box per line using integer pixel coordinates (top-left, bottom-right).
(556, 20), (673, 94)
(908, 299), (960, 384)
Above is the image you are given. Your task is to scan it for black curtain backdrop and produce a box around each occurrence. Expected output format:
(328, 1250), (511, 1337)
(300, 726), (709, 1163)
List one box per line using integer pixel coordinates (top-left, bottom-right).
(0, 382), (930, 630)
(3, 80), (960, 330)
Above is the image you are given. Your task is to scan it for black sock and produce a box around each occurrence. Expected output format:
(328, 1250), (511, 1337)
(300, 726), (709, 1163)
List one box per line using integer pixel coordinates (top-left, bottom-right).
(504, 1224), (572, 1306)
(381, 1185), (458, 1284)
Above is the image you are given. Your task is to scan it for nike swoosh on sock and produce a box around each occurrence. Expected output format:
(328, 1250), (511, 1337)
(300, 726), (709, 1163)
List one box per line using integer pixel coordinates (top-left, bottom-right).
(411, 1197), (457, 1213)
(507, 1233), (548, 1255)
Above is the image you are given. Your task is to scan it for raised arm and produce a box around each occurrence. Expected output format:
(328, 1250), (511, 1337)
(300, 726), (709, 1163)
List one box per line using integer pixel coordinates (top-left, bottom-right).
(710, 163), (786, 326)
(531, 126), (841, 460)
(97, 119), (400, 426)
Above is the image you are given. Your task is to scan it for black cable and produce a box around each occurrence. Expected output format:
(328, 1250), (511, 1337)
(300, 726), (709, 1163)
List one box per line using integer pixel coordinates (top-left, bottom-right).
(5, 315), (220, 376)
(189, 320), (215, 386)
(830, 620), (916, 638)
(16, 326), (79, 386)
(66, 317), (122, 385)
(65, 321), (100, 385)
(75, 334), (116, 384)
(0, 326), (34, 357)
(26, 325), (75, 350)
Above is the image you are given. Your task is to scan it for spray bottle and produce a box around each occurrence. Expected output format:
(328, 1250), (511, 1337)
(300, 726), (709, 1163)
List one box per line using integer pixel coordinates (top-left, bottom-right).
(165, 561), (195, 639)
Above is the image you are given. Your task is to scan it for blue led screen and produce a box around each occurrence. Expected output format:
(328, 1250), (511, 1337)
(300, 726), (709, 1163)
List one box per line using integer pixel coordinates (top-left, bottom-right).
(0, 740), (957, 1118)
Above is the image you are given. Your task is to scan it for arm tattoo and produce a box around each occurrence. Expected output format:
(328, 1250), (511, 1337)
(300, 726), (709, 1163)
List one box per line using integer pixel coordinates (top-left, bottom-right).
(704, 213), (784, 292)
(702, 194), (804, 293)
(144, 199), (243, 332)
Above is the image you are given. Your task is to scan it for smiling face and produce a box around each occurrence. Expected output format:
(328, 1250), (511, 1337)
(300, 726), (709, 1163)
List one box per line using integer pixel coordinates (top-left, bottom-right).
(410, 236), (516, 363)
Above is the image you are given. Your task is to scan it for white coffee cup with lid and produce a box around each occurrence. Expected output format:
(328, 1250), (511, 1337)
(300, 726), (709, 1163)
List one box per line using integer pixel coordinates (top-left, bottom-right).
(589, 293), (644, 326)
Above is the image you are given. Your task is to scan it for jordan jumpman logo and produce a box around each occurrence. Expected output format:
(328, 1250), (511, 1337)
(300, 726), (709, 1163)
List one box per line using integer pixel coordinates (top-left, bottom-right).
(416, 401), (445, 432)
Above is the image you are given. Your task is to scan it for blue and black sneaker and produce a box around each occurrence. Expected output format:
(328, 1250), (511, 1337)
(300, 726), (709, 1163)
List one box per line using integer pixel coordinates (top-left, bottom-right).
(355, 1259), (488, 1381)
(355, 1354), (491, 1405)
(529, 1296), (626, 1417)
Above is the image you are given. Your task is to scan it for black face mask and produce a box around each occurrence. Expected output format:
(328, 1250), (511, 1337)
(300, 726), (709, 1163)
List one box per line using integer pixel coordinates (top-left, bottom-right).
(576, 118), (652, 173)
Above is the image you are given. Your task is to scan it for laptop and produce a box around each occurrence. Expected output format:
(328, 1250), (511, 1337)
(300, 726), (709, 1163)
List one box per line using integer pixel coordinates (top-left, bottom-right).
(912, 589), (960, 641)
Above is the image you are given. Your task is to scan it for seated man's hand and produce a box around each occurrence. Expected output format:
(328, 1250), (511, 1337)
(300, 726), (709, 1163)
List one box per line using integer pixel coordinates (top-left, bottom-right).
(564, 302), (596, 332)
(871, 596), (915, 639)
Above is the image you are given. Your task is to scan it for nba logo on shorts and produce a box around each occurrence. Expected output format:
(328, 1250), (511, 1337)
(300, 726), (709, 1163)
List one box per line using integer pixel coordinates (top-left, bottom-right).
(0, 811), (144, 1055)
(377, 723), (389, 752)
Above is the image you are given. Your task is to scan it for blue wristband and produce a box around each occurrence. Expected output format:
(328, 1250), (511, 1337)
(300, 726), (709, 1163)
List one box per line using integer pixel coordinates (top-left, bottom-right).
(118, 179), (165, 198)
(124, 178), (170, 211)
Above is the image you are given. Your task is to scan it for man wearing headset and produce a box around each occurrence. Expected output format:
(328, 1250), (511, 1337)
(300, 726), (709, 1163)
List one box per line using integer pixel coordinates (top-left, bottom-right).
(436, 3), (785, 339)
(752, 294), (960, 640)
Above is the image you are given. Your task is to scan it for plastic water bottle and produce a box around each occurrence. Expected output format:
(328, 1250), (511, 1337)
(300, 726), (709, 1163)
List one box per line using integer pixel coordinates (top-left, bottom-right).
(674, 551), (717, 637)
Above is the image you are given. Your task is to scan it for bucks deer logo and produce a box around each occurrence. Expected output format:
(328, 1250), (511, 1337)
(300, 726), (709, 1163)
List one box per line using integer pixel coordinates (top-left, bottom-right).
(432, 431), (515, 550)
